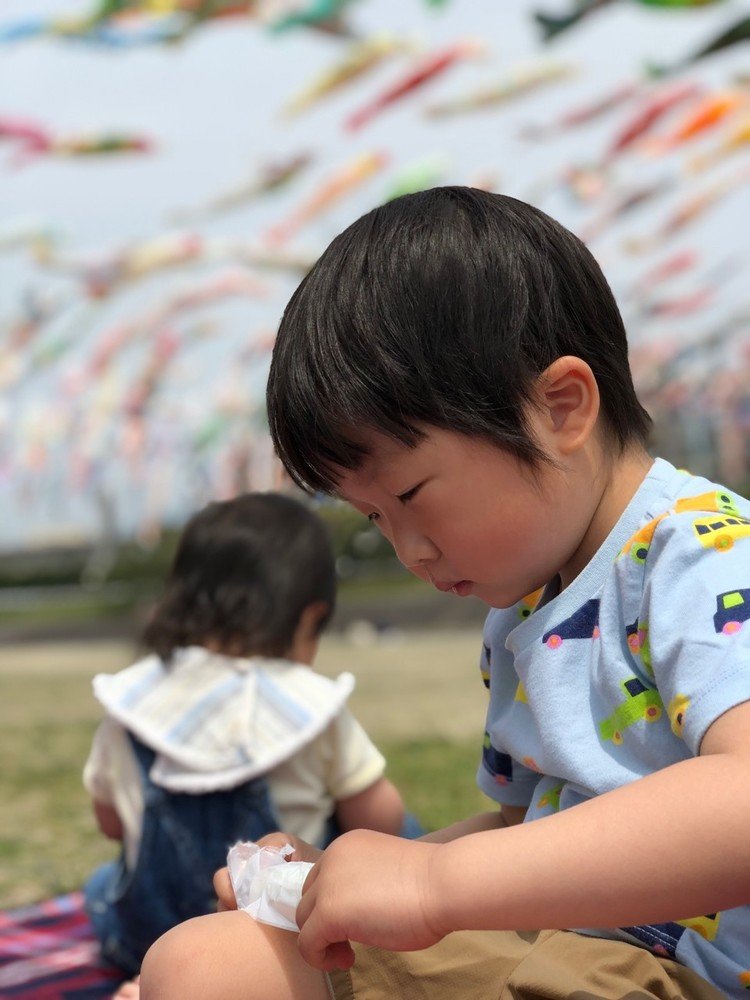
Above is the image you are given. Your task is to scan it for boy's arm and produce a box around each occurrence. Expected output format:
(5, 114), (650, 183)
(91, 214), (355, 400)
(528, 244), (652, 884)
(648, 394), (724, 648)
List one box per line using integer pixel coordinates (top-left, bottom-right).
(334, 776), (405, 835)
(295, 702), (750, 971)
(433, 699), (750, 933)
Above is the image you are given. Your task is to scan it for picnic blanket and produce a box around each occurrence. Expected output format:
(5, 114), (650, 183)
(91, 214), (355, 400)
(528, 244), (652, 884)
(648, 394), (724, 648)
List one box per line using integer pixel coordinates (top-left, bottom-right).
(0, 892), (123, 999)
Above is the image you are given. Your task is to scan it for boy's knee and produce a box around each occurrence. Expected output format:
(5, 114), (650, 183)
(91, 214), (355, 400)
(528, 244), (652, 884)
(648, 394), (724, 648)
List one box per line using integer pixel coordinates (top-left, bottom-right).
(139, 911), (315, 1000)
(140, 917), (213, 999)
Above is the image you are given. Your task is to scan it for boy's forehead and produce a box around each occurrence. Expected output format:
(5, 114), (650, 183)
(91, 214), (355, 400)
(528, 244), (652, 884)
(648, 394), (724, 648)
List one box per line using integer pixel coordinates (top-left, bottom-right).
(332, 432), (418, 497)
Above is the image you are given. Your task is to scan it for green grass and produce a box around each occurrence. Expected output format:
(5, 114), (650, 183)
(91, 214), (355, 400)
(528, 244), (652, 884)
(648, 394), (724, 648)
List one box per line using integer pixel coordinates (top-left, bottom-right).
(0, 719), (119, 906)
(381, 738), (488, 832)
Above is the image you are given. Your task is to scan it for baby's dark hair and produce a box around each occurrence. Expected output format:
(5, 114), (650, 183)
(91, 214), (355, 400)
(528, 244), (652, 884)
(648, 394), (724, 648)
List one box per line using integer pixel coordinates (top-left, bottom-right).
(267, 186), (651, 493)
(142, 492), (336, 661)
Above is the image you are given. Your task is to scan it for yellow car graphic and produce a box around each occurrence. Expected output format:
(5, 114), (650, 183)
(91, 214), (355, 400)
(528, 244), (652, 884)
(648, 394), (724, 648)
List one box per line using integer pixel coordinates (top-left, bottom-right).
(676, 913), (720, 941)
(620, 492), (743, 564)
(667, 694), (690, 738)
(693, 514), (750, 552)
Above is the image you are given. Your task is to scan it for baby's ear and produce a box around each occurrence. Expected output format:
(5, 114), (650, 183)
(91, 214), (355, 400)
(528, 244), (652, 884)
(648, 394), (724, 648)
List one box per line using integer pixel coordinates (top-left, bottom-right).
(538, 356), (600, 453)
(296, 600), (331, 642)
(287, 600), (331, 665)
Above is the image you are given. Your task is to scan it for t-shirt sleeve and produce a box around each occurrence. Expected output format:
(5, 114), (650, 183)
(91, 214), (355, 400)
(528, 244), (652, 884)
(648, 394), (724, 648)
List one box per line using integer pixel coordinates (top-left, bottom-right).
(322, 708), (387, 801)
(642, 511), (750, 756)
(82, 715), (127, 804)
(83, 718), (116, 806)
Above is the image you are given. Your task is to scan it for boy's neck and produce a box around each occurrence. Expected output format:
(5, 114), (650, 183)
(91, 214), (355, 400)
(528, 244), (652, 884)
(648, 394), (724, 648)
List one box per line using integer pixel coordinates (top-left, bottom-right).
(560, 446), (653, 591)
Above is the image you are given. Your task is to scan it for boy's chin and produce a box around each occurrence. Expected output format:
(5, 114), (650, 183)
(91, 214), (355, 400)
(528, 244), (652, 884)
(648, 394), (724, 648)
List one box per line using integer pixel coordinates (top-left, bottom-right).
(476, 586), (525, 610)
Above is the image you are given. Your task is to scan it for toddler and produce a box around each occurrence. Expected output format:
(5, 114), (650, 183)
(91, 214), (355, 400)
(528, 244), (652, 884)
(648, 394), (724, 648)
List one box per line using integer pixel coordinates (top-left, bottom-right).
(83, 491), (407, 976)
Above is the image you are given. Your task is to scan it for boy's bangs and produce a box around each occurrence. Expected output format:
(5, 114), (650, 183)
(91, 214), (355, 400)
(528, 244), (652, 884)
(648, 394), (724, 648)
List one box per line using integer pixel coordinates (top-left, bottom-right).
(269, 249), (428, 494)
(271, 379), (425, 495)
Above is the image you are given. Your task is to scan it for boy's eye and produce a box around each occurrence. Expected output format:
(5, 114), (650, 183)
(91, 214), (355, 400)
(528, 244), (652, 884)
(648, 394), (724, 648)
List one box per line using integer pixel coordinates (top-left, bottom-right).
(397, 483), (422, 504)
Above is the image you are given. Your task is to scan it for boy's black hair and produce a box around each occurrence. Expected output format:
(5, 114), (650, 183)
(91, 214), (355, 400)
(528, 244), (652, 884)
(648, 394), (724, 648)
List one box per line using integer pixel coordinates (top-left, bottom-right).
(267, 186), (651, 493)
(142, 493), (336, 661)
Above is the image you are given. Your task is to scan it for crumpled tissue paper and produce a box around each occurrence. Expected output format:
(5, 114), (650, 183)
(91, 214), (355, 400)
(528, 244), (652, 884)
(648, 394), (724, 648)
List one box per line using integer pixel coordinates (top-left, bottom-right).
(227, 840), (314, 932)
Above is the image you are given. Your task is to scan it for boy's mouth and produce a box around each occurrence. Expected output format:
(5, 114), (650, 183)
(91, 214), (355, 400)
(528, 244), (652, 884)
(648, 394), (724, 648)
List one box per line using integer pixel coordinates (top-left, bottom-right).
(433, 579), (472, 597)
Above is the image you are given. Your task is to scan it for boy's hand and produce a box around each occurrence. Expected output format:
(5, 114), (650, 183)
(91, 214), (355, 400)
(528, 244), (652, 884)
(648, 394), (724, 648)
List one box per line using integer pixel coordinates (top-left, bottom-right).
(295, 829), (446, 972)
(213, 833), (323, 911)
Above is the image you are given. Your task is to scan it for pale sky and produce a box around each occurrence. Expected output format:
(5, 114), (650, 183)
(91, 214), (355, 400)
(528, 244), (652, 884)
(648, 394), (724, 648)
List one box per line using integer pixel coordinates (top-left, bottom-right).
(1, 0), (749, 548)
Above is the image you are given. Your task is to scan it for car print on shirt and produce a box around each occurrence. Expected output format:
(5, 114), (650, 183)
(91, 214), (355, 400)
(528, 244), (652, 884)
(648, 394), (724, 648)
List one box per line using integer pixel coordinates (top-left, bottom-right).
(482, 733), (514, 785)
(693, 514), (750, 551)
(622, 913), (720, 960)
(480, 642), (491, 689)
(713, 589), (750, 634)
(619, 491), (741, 565)
(674, 491), (740, 517)
(537, 783), (563, 811)
(599, 676), (663, 744)
(626, 618), (653, 677)
(518, 587), (545, 621)
(678, 913), (721, 941)
(542, 599), (600, 649)
(620, 516), (665, 565)
(667, 694), (690, 738)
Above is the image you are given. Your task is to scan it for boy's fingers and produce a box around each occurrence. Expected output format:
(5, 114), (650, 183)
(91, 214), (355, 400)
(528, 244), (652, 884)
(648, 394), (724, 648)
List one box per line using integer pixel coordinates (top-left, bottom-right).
(297, 880), (354, 973)
(295, 872), (316, 930)
(298, 915), (355, 972)
(213, 866), (237, 911)
(324, 940), (356, 971)
(301, 863), (319, 895)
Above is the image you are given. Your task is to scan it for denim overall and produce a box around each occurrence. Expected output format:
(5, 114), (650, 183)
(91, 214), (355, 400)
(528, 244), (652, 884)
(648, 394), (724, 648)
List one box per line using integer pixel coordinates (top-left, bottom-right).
(85, 733), (280, 975)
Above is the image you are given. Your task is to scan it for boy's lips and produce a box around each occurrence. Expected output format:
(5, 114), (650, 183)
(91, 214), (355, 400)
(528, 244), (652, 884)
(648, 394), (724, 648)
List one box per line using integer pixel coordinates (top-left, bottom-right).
(434, 579), (473, 596)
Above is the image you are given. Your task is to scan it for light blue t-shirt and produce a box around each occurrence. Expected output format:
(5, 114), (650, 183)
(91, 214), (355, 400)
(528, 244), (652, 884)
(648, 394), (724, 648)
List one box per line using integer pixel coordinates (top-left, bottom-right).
(477, 458), (750, 996)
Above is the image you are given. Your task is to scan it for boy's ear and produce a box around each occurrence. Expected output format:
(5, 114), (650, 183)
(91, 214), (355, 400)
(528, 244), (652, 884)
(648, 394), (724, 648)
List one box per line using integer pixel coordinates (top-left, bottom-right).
(536, 356), (600, 455)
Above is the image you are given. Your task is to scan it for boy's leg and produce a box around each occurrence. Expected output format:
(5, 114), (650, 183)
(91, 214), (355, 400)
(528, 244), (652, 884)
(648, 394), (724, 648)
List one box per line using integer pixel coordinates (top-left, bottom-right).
(139, 911), (330, 1000)
(327, 929), (724, 1000)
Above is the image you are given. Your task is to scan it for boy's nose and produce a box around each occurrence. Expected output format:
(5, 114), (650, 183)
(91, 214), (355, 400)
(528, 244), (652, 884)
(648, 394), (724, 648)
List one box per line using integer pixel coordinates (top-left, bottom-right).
(392, 528), (440, 570)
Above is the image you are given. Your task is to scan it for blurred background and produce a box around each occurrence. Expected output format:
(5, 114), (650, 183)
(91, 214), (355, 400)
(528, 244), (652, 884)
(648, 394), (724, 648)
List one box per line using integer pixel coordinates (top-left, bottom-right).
(1, 0), (750, 907)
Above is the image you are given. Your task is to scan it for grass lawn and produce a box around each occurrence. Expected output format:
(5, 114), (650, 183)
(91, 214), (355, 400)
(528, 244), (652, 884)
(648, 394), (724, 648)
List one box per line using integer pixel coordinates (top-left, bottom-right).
(0, 636), (491, 908)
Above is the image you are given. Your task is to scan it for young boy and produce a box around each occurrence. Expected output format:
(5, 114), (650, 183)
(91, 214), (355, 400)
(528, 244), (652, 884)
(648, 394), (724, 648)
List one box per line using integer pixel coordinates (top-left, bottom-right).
(140, 188), (750, 999)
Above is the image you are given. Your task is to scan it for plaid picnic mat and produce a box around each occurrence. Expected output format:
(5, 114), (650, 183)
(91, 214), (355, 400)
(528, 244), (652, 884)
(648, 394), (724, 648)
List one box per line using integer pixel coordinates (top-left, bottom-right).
(0, 892), (124, 999)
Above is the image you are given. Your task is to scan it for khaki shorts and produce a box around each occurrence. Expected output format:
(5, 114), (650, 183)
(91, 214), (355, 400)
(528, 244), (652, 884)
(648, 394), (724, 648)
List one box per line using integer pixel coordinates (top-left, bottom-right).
(326, 929), (723, 999)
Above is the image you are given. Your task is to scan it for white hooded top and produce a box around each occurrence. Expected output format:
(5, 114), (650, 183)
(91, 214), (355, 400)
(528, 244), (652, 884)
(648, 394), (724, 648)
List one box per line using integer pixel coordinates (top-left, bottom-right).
(91, 646), (356, 793)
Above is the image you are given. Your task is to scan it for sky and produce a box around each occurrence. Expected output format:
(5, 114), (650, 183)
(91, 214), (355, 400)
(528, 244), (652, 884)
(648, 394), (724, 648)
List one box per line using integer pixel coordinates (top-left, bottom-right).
(1, 0), (749, 550)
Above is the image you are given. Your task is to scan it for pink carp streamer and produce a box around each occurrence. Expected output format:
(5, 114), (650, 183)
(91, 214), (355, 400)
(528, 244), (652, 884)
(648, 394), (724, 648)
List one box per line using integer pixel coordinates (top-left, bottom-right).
(344, 41), (483, 131)
(0, 115), (152, 167)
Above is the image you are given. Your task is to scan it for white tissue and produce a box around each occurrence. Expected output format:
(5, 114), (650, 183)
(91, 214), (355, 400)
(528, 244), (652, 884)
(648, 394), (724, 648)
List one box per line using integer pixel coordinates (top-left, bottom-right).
(227, 841), (314, 932)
